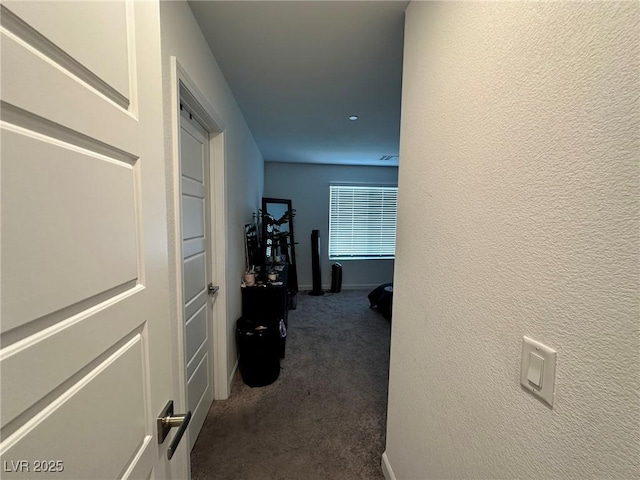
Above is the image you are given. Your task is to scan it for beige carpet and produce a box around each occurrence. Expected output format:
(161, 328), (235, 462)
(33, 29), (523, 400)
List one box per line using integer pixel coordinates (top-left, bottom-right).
(190, 289), (392, 479)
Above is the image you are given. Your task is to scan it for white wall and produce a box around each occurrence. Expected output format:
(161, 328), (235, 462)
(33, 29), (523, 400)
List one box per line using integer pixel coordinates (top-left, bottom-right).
(159, 1), (264, 382)
(385, 2), (639, 479)
(264, 162), (398, 290)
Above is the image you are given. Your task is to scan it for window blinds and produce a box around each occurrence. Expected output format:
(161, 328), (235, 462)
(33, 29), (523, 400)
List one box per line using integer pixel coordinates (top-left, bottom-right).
(328, 185), (398, 259)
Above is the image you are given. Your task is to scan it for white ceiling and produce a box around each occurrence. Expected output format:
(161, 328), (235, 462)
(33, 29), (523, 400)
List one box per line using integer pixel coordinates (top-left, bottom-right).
(188, 1), (408, 167)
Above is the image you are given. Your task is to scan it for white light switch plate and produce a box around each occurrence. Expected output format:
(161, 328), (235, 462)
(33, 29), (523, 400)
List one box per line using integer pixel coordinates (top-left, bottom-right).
(521, 336), (557, 406)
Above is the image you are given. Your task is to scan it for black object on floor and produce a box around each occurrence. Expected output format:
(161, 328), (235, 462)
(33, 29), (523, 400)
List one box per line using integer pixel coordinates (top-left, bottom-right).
(236, 317), (280, 387)
(368, 283), (393, 320)
(288, 290), (297, 310)
(331, 263), (343, 293)
(309, 229), (324, 296)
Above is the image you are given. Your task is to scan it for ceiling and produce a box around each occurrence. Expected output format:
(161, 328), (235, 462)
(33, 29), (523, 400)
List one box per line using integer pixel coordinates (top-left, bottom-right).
(188, 1), (408, 167)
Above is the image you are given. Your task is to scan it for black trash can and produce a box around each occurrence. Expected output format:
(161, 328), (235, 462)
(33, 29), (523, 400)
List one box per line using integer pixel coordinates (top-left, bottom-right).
(236, 317), (280, 387)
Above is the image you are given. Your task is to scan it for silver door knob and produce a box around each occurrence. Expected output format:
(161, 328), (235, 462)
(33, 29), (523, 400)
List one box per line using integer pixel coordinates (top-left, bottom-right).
(157, 400), (192, 460)
(208, 283), (219, 295)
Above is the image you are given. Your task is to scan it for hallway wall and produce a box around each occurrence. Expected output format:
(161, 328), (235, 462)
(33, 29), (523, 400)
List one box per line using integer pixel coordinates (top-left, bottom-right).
(159, 1), (264, 386)
(385, 2), (639, 479)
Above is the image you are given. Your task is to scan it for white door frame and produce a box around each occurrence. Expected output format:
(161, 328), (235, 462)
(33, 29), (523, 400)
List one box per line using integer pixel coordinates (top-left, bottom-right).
(169, 57), (230, 404)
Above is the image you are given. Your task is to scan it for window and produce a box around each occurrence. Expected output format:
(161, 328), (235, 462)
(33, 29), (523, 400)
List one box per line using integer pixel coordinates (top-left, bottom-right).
(328, 184), (398, 260)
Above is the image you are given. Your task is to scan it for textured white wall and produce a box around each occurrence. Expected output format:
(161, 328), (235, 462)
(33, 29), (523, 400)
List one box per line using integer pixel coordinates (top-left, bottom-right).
(159, 1), (264, 380)
(264, 162), (397, 290)
(385, 2), (639, 479)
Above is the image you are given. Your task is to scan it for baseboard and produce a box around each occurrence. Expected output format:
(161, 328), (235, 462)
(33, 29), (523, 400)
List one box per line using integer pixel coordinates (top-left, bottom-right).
(229, 358), (238, 393)
(341, 284), (380, 290)
(299, 283), (380, 291)
(381, 452), (396, 480)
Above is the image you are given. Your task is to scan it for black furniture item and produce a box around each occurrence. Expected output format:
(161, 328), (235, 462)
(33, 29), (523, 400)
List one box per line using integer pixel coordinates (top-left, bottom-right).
(331, 263), (342, 293)
(309, 229), (324, 296)
(236, 317), (280, 387)
(241, 264), (289, 358)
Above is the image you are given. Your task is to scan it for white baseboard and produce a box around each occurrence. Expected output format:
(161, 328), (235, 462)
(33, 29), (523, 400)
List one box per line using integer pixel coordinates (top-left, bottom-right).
(298, 284), (379, 291)
(381, 452), (396, 480)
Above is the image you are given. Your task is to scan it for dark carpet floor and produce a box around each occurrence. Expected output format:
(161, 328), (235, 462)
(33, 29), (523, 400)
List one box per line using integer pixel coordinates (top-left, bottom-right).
(190, 289), (391, 480)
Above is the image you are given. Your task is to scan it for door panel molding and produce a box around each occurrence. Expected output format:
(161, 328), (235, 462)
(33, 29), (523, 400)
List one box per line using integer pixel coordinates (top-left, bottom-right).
(0, 31), (138, 153)
(0, 102), (138, 164)
(0, 4), (130, 109)
(1, 127), (139, 332)
(1, 285), (145, 430)
(2, 336), (150, 479)
(0, 279), (138, 348)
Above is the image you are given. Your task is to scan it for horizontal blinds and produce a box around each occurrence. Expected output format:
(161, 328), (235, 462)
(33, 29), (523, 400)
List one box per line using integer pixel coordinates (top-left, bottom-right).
(329, 185), (398, 259)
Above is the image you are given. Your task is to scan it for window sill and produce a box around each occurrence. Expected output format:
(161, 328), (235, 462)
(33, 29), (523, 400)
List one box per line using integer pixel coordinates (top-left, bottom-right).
(329, 256), (395, 261)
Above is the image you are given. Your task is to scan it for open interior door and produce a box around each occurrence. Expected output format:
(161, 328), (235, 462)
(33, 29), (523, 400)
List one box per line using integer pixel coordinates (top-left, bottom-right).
(0, 1), (188, 478)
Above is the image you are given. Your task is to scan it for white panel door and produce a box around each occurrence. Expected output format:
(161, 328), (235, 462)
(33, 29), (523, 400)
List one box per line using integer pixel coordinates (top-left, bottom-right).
(179, 110), (215, 450)
(0, 2), (186, 479)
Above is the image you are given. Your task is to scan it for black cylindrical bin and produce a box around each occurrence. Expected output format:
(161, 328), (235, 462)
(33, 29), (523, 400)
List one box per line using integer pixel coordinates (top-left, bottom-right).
(236, 317), (280, 387)
(331, 263), (343, 293)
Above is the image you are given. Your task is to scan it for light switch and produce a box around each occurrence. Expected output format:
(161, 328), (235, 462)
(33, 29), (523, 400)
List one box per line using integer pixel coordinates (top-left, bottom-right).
(520, 336), (557, 406)
(527, 353), (544, 387)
